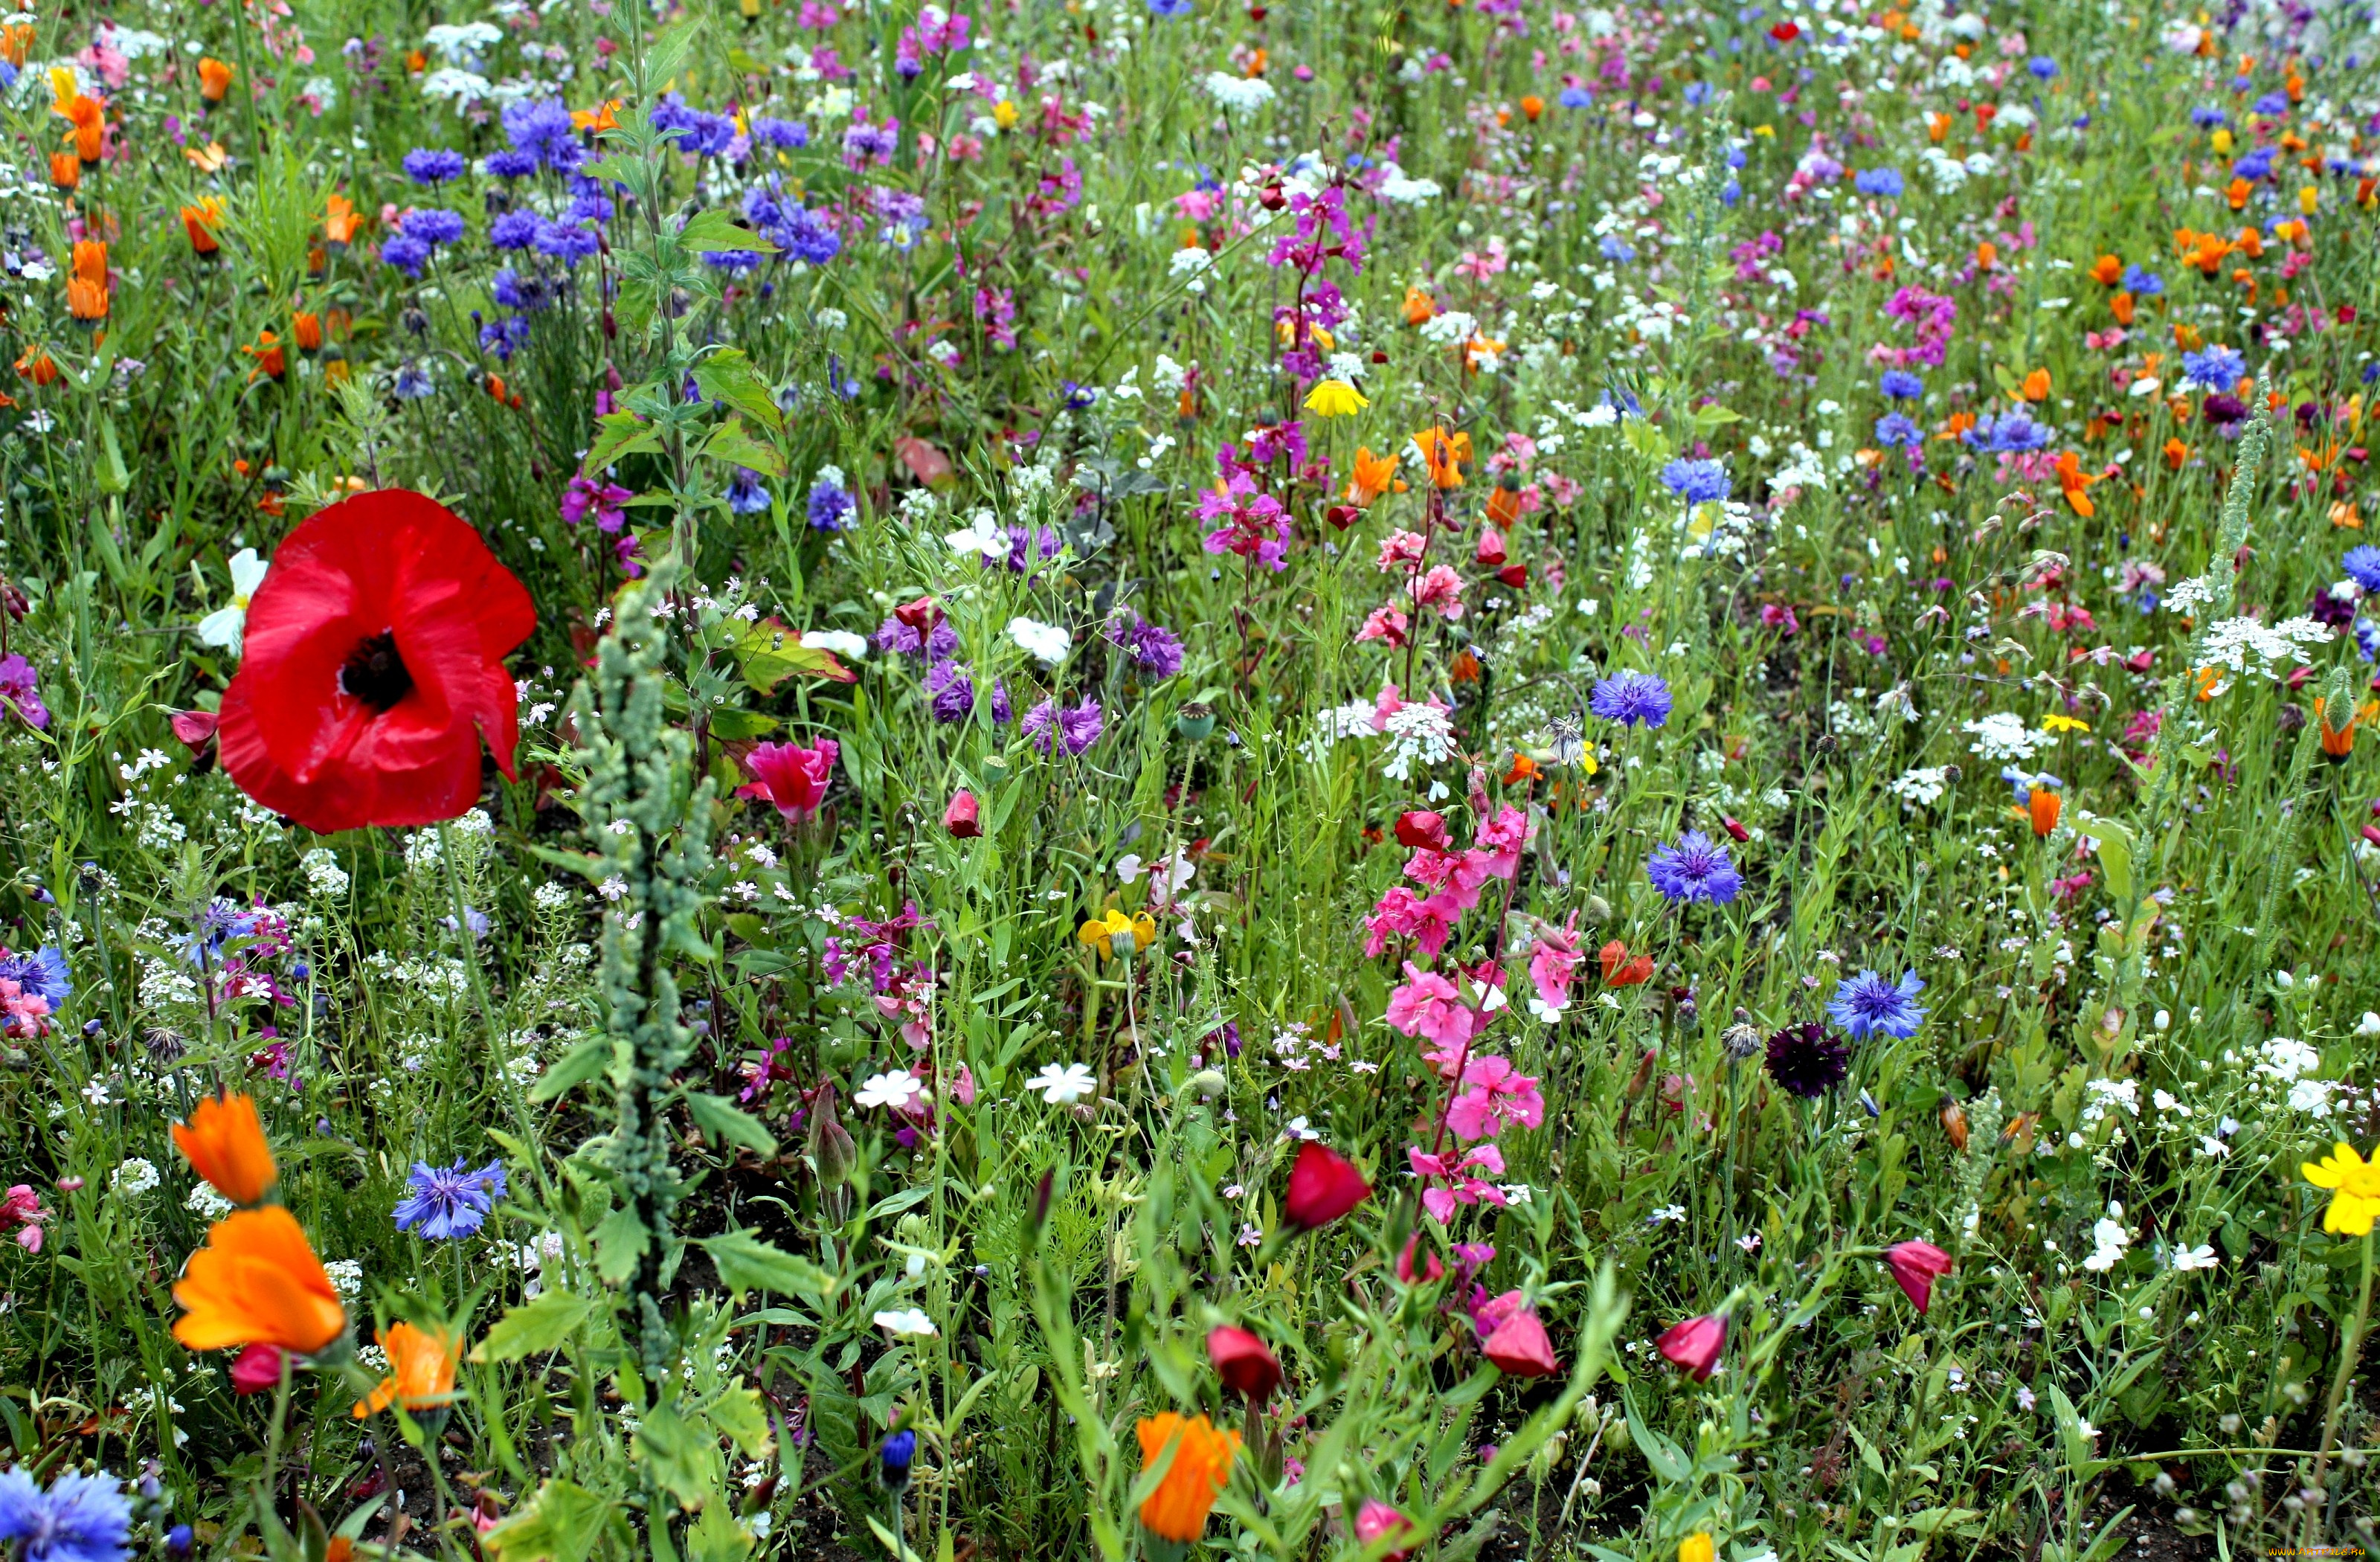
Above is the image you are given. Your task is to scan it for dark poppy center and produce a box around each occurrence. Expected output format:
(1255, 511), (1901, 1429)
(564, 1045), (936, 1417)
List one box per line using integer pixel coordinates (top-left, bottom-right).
(339, 630), (413, 713)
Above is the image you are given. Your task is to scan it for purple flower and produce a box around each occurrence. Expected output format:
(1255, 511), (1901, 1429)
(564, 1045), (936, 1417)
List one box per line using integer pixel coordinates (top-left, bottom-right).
(1647, 832), (1742, 904)
(875, 616), (959, 661)
(1827, 969), (1926, 1040)
(727, 468), (773, 515)
(2343, 545), (2380, 594)
(1023, 698), (1103, 756)
(380, 234), (432, 277)
(0, 655), (48, 730)
(402, 147), (467, 184)
(489, 210), (541, 249)
(1764, 1022), (1849, 1098)
(1853, 167), (1904, 199)
(923, 661), (975, 723)
(393, 1157), (508, 1241)
(750, 115), (808, 149)
(1108, 611), (1185, 678)
(1879, 369), (1924, 399)
(1590, 670), (1671, 727)
(0, 1466), (133, 1562)
(502, 97), (578, 164)
(0, 947), (69, 1009)
(401, 208), (466, 247)
(562, 473), (632, 533)
(1874, 412), (1923, 449)
(485, 150), (540, 179)
(807, 478), (854, 532)
(534, 221), (601, 266)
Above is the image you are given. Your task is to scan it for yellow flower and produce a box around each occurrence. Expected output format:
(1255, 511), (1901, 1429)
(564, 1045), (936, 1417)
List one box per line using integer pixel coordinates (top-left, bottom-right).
(1077, 909), (1157, 960)
(1302, 379), (1369, 418)
(993, 99), (1020, 129)
(2041, 714), (2091, 733)
(1679, 1536), (1716, 1562)
(2303, 1142), (2380, 1235)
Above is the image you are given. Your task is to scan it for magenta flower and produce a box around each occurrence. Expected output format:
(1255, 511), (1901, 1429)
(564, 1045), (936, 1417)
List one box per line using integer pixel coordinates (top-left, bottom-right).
(561, 472), (633, 533)
(1526, 916), (1584, 1014)
(1198, 473), (1293, 571)
(1385, 962), (1472, 1047)
(1447, 1055), (1545, 1142)
(737, 737), (838, 823)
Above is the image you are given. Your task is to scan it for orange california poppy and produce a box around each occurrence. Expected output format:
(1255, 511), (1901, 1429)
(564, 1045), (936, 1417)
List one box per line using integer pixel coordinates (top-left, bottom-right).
(1519, 94), (1543, 120)
(15, 350), (57, 387)
(198, 57), (235, 102)
(181, 197), (223, 255)
(352, 1321), (460, 1418)
(1401, 285), (1435, 327)
(184, 141), (228, 173)
(2016, 367), (2051, 402)
(572, 98), (622, 134)
(1346, 446), (1402, 507)
(172, 1206), (347, 1354)
(2027, 786), (2062, 836)
(292, 311), (324, 353)
(172, 1092), (277, 1206)
(2315, 696), (2363, 763)
(2162, 437), (2190, 469)
(1135, 1413), (1241, 1544)
(2109, 290), (2135, 326)
(0, 24), (33, 67)
(2088, 254), (2121, 286)
(323, 194), (361, 248)
(1412, 426), (1470, 489)
(2053, 451), (2097, 517)
(243, 330), (286, 381)
(1503, 751), (1542, 785)
(66, 240), (107, 323)
(48, 152), (77, 190)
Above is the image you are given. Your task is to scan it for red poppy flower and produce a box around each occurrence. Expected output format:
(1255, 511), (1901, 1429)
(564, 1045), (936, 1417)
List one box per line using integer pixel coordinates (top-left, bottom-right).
(1206, 1324), (1284, 1402)
(1656, 1313), (1727, 1381)
(1482, 1308), (1560, 1378)
(1882, 1240), (1955, 1314)
(1282, 1140), (1371, 1230)
(218, 489), (534, 834)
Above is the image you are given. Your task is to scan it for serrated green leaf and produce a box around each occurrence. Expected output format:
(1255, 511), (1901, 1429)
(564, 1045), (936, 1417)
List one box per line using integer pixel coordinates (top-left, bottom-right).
(706, 1386), (773, 1456)
(704, 1230), (836, 1301)
(591, 1205), (648, 1285)
(480, 1480), (627, 1562)
(678, 208), (779, 257)
(693, 347), (784, 434)
(634, 1401), (722, 1511)
(585, 410), (663, 473)
(681, 1090), (777, 1156)
(472, 1289), (595, 1363)
(528, 1035), (613, 1103)
(698, 418), (787, 480)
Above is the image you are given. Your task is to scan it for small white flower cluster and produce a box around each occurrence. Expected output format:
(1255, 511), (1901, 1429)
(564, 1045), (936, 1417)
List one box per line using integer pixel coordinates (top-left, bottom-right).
(1963, 712), (2053, 761)
(2081, 1201), (2132, 1273)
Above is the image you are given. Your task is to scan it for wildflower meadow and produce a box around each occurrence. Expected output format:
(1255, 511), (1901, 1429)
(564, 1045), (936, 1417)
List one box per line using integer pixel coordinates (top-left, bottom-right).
(0, 0), (2377, 1556)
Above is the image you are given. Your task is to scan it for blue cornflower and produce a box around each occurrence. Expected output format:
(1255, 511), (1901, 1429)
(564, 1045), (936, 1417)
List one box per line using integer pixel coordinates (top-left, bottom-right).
(2355, 619), (2380, 663)
(393, 1157), (507, 1241)
(2121, 264), (2163, 295)
(535, 221), (601, 266)
(1659, 457), (1731, 504)
(2180, 346), (2245, 390)
(750, 115), (809, 150)
(1148, 0), (1194, 15)
(2027, 56), (2058, 78)
(808, 477), (855, 533)
(485, 149), (540, 179)
(1826, 968), (1926, 1041)
(1559, 85), (1594, 109)
(1600, 234), (1638, 262)
(2232, 146), (2276, 182)
(2251, 90), (2289, 115)
(489, 210), (541, 250)
(2343, 545), (2380, 593)
(1590, 670), (1673, 728)
(1647, 832), (1742, 905)
(2189, 105), (2228, 127)
(1879, 369), (1924, 399)
(727, 468), (773, 515)
(502, 98), (578, 163)
(1853, 167), (1904, 199)
(1874, 412), (1923, 449)
(0, 1467), (134, 1562)
(1965, 414), (2048, 454)
(0, 946), (70, 1010)
(380, 234), (432, 277)
(402, 148), (467, 185)
(879, 1430), (918, 1488)
(390, 361), (436, 399)
(402, 208), (467, 247)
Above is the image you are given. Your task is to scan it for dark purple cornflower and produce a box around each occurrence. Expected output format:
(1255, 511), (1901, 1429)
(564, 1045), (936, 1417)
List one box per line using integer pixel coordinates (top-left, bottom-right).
(1000, 524), (1062, 572)
(535, 221), (600, 266)
(400, 208), (466, 247)
(501, 97), (579, 165)
(923, 661), (975, 723)
(486, 148), (540, 179)
(1646, 832), (1742, 904)
(489, 210), (541, 249)
(1107, 611), (1186, 678)
(1764, 1022), (1849, 1098)
(874, 616), (960, 661)
(1590, 670), (1672, 727)
(1023, 698), (1103, 756)
(393, 1157), (507, 1240)
(380, 234), (431, 277)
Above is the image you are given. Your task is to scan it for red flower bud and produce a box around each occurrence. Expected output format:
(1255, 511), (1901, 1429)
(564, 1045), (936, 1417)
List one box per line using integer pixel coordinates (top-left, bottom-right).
(1496, 564), (1530, 588)
(231, 1343), (288, 1395)
(1206, 1325), (1284, 1402)
(1882, 1240), (1955, 1314)
(1721, 815), (1750, 843)
(1656, 1313), (1726, 1381)
(1394, 810), (1450, 850)
(1482, 1309), (1559, 1378)
(945, 789), (981, 838)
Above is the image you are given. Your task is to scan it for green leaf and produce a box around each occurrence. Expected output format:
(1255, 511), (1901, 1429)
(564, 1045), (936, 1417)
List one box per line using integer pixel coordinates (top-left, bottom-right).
(640, 24), (700, 96)
(472, 1289), (595, 1363)
(585, 410), (663, 473)
(733, 616), (855, 692)
(692, 347), (784, 434)
(707, 708), (779, 741)
(634, 1402), (723, 1511)
(681, 1090), (779, 1157)
(2071, 811), (2134, 902)
(678, 208), (779, 257)
(706, 1386), (774, 1456)
(687, 1502), (754, 1562)
(864, 1519), (927, 1562)
(577, 156), (640, 187)
(591, 1205), (649, 1285)
(480, 1481), (628, 1562)
(698, 418), (787, 480)
(528, 1035), (613, 1103)
(704, 1230), (836, 1302)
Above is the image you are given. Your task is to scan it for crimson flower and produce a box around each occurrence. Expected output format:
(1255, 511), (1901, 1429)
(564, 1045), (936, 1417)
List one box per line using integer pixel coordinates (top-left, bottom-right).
(944, 788), (981, 838)
(219, 489), (534, 834)
(231, 1343), (287, 1395)
(1883, 1240), (1955, 1314)
(1656, 1313), (1727, 1381)
(738, 737), (837, 823)
(1478, 1293), (1560, 1378)
(1282, 1140), (1371, 1230)
(1206, 1325), (1283, 1403)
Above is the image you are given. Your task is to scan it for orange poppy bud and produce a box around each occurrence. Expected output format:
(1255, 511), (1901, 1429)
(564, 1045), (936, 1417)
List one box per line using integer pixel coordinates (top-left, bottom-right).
(323, 194), (361, 248)
(1134, 1415), (1240, 1545)
(2316, 696), (2357, 762)
(1975, 240), (1997, 270)
(15, 350), (57, 387)
(48, 151), (77, 189)
(1926, 111), (1950, 142)
(292, 311), (323, 353)
(2109, 290), (2135, 326)
(1485, 484), (1522, 526)
(1412, 425), (1470, 489)
(198, 56), (235, 103)
(2088, 254), (2122, 286)
(1519, 94), (1543, 120)
(2019, 367), (2051, 402)
(1503, 752), (1541, 786)
(171, 1206), (347, 1355)
(2027, 787), (2062, 836)
(172, 1092), (278, 1206)
(181, 198), (223, 255)
(243, 331), (286, 380)
(67, 240), (107, 323)
(0, 24), (32, 67)
(2226, 177), (2251, 210)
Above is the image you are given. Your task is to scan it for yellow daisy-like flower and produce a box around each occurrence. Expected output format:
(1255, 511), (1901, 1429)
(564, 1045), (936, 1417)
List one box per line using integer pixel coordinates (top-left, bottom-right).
(2302, 1142), (2380, 1235)
(1302, 379), (1369, 418)
(1077, 909), (1157, 961)
(1679, 1536), (1717, 1562)
(2042, 713), (2091, 733)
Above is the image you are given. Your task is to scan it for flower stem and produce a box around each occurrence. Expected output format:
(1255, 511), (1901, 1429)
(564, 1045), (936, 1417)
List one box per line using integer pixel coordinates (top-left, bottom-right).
(2306, 1226), (2373, 1547)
